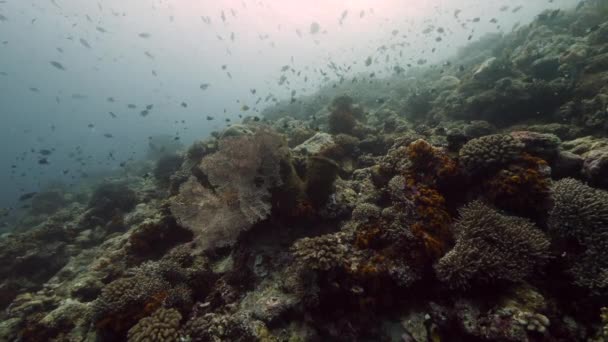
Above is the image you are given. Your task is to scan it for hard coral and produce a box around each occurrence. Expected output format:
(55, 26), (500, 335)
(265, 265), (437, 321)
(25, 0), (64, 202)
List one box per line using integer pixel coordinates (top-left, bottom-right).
(127, 307), (182, 342)
(291, 232), (355, 271)
(93, 276), (170, 334)
(547, 178), (608, 293)
(459, 134), (524, 175)
(305, 156), (340, 208)
(87, 182), (137, 221)
(328, 95), (360, 135)
(404, 140), (459, 259)
(435, 201), (550, 289)
(153, 153), (184, 187)
(483, 153), (552, 217)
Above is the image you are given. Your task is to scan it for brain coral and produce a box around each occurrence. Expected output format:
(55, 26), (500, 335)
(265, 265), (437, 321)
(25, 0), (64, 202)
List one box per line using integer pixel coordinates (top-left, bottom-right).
(435, 201), (550, 288)
(459, 134), (524, 174)
(127, 307), (182, 342)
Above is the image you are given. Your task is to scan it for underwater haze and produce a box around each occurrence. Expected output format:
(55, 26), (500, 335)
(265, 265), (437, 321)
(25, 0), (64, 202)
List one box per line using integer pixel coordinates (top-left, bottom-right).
(0, 0), (567, 212)
(5, 0), (608, 341)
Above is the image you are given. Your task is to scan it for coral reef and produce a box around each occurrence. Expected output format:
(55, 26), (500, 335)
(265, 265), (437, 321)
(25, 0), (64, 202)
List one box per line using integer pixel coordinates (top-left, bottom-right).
(459, 134), (523, 175)
(547, 178), (608, 294)
(127, 307), (182, 342)
(435, 201), (550, 289)
(153, 153), (184, 187)
(4, 4), (608, 341)
(86, 182), (138, 222)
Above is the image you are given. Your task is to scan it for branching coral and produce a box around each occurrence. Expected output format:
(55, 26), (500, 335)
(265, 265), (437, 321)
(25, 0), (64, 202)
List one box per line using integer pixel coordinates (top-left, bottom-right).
(547, 178), (608, 293)
(291, 232), (356, 271)
(127, 308), (182, 342)
(435, 201), (550, 288)
(459, 134), (524, 175)
(182, 312), (257, 342)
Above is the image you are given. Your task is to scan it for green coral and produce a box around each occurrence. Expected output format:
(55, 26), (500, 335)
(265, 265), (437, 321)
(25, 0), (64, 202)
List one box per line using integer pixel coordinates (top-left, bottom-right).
(127, 308), (182, 342)
(458, 134), (523, 174)
(435, 201), (550, 288)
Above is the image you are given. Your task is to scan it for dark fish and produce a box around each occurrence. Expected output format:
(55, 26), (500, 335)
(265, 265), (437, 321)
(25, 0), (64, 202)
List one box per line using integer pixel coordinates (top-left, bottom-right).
(71, 93), (87, 99)
(50, 61), (65, 70)
(38, 158), (49, 165)
(127, 104), (137, 109)
(19, 192), (37, 201)
(107, 97), (115, 102)
(144, 51), (154, 59)
(88, 123), (95, 128)
(174, 136), (180, 141)
(181, 102), (188, 108)
(200, 83), (210, 90)
(146, 104), (153, 110)
(39, 149), (52, 156)
(138, 32), (151, 38)
(109, 112), (117, 118)
(29, 87), (40, 92)
(96, 26), (107, 33)
(206, 116), (214, 120)
(472, 17), (480, 23)
(79, 38), (91, 49)
(103, 133), (113, 138)
(0, 14), (7, 22)
(140, 110), (149, 117)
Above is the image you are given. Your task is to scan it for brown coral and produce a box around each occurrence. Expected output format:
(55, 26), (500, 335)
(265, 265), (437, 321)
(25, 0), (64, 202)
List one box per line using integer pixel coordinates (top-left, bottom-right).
(483, 153), (552, 217)
(404, 140), (459, 259)
(435, 201), (550, 289)
(127, 308), (182, 342)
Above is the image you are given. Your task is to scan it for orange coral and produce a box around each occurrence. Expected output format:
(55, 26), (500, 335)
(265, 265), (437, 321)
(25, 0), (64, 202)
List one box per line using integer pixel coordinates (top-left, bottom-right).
(408, 186), (452, 258)
(403, 140), (458, 259)
(483, 153), (551, 217)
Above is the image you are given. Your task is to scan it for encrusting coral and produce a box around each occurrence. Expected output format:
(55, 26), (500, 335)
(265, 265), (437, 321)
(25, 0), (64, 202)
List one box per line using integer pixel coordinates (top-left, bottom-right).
(435, 201), (550, 289)
(404, 139), (460, 259)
